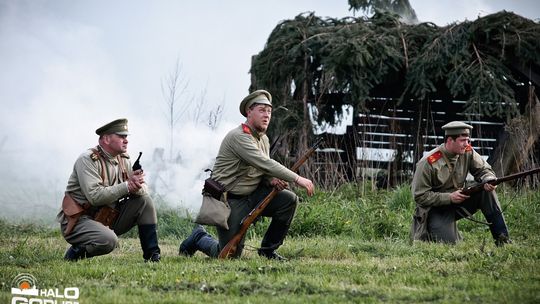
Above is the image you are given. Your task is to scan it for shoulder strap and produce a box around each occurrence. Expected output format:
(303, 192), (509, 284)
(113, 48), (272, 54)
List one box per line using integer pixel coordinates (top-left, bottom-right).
(117, 155), (128, 181)
(439, 151), (460, 189)
(90, 147), (109, 185)
(427, 151), (443, 165)
(224, 168), (250, 192)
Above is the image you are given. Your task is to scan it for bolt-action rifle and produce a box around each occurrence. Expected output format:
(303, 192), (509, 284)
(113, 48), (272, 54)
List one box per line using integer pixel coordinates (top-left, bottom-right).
(218, 138), (323, 259)
(461, 167), (540, 195)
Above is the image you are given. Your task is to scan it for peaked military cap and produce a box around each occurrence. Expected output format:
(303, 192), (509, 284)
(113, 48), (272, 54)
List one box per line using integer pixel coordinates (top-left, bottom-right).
(95, 118), (129, 136)
(441, 121), (473, 136)
(239, 89), (272, 117)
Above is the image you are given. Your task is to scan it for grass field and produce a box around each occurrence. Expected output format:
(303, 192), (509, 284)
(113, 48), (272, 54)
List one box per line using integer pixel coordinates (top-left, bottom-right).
(1, 184), (539, 303)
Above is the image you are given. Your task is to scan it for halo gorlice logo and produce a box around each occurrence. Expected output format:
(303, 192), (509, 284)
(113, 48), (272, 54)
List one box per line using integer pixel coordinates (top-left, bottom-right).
(11, 273), (80, 304)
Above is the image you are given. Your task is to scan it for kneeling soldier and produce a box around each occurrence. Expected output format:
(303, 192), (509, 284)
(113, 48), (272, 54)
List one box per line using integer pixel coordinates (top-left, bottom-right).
(179, 90), (314, 260)
(57, 118), (161, 261)
(410, 121), (511, 246)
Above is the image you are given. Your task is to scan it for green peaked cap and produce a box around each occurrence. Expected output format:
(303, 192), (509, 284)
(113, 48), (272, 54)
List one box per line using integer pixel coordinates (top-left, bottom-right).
(95, 118), (129, 136)
(442, 121), (473, 136)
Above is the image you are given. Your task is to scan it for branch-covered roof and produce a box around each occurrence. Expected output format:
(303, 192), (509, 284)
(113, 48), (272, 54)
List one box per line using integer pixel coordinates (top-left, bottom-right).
(250, 11), (540, 125)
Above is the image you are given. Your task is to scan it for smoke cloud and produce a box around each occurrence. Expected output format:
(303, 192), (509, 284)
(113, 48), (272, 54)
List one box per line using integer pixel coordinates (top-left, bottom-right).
(1, 1), (537, 224)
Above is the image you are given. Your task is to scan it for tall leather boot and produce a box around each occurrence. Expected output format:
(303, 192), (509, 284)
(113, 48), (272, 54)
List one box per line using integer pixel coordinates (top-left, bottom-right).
(485, 212), (511, 246)
(478, 191), (511, 246)
(179, 225), (210, 256)
(179, 225), (219, 258)
(258, 220), (290, 261)
(138, 224), (161, 262)
(196, 234), (219, 258)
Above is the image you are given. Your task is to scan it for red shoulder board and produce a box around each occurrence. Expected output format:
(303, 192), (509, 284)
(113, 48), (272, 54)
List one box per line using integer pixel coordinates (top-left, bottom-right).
(241, 123), (251, 134)
(465, 144), (473, 152)
(427, 151), (442, 165)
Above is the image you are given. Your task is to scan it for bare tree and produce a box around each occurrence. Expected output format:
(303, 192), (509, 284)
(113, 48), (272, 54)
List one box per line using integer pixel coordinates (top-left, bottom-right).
(208, 103), (224, 130)
(161, 59), (190, 161)
(192, 86), (208, 125)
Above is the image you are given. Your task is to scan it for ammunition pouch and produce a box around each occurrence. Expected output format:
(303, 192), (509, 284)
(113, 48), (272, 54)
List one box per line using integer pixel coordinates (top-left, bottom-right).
(203, 178), (226, 200)
(93, 206), (119, 228)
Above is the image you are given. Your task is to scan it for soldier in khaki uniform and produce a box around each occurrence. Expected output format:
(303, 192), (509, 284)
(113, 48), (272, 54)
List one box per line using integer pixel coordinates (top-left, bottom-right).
(410, 121), (510, 246)
(179, 90), (314, 260)
(57, 118), (161, 261)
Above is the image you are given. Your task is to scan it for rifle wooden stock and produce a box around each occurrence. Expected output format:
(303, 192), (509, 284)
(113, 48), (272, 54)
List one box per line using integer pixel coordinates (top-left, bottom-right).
(218, 138), (322, 259)
(461, 167), (540, 195)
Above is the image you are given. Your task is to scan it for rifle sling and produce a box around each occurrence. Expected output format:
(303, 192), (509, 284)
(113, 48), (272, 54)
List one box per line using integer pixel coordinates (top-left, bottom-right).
(455, 206), (491, 226)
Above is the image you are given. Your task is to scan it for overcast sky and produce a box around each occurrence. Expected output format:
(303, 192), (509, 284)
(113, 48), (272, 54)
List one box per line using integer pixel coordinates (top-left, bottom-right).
(0, 0), (538, 221)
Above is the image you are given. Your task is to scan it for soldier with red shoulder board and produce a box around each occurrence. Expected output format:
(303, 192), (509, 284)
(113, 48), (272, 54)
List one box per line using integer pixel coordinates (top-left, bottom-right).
(179, 90), (314, 260)
(410, 121), (511, 246)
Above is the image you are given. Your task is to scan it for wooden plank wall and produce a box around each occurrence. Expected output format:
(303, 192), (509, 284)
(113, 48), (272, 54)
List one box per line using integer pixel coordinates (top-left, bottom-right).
(316, 98), (507, 186)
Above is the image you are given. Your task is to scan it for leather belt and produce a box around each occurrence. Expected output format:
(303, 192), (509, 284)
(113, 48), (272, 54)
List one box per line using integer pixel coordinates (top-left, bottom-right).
(227, 193), (245, 200)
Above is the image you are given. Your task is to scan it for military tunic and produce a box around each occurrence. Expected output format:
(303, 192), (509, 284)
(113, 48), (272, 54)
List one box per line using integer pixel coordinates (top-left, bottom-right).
(57, 145), (157, 257)
(68, 148), (133, 206)
(410, 143), (505, 242)
(212, 124), (299, 195)
(413, 144), (495, 206)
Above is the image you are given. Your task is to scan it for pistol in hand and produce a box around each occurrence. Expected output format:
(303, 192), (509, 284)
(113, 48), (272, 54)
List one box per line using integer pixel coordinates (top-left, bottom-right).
(132, 152), (143, 171)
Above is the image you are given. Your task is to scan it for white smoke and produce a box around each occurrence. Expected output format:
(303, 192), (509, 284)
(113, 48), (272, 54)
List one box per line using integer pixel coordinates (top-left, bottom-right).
(0, 1), (243, 223)
(143, 120), (238, 214)
(1, 1), (538, 224)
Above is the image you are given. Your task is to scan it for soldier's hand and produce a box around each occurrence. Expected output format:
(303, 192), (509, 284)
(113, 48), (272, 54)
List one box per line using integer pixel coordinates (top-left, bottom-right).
(133, 169), (146, 183)
(127, 170), (145, 193)
(270, 178), (289, 191)
(127, 179), (142, 193)
(295, 176), (314, 196)
(483, 183), (497, 192)
(450, 190), (469, 204)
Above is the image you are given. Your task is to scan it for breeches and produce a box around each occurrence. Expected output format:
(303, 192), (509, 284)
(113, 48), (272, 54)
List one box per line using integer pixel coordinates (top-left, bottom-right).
(212, 184), (298, 257)
(60, 194), (157, 256)
(427, 190), (507, 243)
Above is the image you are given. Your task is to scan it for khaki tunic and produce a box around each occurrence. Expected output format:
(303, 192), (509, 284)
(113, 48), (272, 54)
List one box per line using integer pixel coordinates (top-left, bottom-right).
(57, 146), (156, 257)
(410, 144), (496, 241)
(211, 124), (299, 195)
(58, 146), (147, 222)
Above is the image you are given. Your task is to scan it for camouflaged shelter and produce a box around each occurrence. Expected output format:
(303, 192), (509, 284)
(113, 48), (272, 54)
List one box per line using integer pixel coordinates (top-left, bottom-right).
(249, 10), (540, 188)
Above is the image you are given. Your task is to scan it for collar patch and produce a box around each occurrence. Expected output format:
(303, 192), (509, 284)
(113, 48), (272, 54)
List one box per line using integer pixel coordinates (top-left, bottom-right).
(242, 123), (251, 134)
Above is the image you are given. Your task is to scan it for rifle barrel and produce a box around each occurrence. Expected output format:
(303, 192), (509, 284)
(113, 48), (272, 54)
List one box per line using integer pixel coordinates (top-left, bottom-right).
(462, 167), (540, 195)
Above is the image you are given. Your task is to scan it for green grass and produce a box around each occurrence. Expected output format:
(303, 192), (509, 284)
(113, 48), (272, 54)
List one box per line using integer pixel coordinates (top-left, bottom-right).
(1, 184), (539, 303)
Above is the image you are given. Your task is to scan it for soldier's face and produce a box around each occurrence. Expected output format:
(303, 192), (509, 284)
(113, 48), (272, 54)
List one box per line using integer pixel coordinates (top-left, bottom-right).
(247, 104), (272, 133)
(448, 135), (470, 154)
(103, 134), (128, 156)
